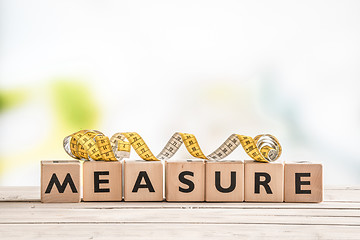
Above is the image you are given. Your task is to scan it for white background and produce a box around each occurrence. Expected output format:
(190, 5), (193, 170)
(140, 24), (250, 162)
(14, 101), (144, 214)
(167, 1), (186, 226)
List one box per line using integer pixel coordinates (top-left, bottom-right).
(0, 0), (359, 186)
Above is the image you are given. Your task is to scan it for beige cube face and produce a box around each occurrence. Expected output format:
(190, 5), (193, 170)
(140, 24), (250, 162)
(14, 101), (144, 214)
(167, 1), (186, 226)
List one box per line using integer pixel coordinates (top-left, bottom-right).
(83, 161), (122, 202)
(244, 160), (284, 202)
(284, 163), (323, 203)
(165, 160), (205, 202)
(41, 160), (81, 203)
(124, 160), (163, 201)
(206, 161), (244, 202)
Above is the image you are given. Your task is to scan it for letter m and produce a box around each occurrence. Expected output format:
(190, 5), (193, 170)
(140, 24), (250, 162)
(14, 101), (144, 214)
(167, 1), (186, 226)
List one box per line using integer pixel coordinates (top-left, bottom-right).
(45, 173), (78, 194)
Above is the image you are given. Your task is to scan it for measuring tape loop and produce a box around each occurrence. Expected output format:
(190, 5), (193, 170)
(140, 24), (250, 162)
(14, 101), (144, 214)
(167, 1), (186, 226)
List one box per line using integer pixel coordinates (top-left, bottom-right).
(63, 131), (282, 163)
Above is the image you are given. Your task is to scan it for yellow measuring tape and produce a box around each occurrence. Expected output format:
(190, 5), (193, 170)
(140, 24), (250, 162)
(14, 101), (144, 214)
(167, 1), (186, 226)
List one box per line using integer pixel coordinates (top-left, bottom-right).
(63, 131), (282, 163)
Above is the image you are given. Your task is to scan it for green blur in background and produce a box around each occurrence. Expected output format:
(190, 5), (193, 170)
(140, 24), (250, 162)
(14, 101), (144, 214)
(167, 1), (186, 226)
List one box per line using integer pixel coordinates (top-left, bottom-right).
(1, 0), (360, 186)
(0, 79), (100, 183)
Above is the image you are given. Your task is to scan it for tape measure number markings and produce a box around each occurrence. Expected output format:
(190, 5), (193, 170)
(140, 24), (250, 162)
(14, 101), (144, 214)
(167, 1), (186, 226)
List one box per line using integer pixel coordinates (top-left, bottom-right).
(64, 131), (282, 163)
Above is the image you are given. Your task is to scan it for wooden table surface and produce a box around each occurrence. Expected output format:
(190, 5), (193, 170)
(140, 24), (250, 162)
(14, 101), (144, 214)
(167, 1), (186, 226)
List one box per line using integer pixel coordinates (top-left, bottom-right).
(0, 186), (359, 239)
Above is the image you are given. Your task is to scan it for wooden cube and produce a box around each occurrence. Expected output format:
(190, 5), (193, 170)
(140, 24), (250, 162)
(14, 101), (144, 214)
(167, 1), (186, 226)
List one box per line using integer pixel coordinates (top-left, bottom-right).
(165, 160), (205, 202)
(284, 162), (323, 203)
(244, 160), (284, 202)
(41, 160), (81, 203)
(83, 161), (122, 202)
(205, 161), (244, 202)
(124, 160), (163, 201)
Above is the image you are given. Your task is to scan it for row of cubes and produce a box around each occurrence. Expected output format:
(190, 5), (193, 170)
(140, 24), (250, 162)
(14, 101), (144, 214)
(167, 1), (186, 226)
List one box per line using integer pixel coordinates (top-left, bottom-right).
(41, 159), (322, 203)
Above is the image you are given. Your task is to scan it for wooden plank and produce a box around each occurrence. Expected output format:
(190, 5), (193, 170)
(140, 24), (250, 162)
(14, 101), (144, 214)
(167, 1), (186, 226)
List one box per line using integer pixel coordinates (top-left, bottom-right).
(324, 187), (360, 202)
(1, 201), (360, 210)
(0, 186), (40, 202)
(1, 202), (359, 216)
(0, 207), (359, 225)
(0, 224), (359, 240)
(0, 186), (360, 202)
(1, 201), (360, 212)
(0, 186), (359, 239)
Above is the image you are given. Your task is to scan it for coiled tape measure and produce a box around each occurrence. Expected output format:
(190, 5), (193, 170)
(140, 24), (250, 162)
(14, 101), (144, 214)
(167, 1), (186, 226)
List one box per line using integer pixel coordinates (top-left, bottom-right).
(63, 131), (282, 163)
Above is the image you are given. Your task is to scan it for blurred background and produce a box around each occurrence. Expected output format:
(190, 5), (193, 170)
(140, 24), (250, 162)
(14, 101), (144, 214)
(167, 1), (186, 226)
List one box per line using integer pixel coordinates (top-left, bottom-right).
(0, 0), (359, 186)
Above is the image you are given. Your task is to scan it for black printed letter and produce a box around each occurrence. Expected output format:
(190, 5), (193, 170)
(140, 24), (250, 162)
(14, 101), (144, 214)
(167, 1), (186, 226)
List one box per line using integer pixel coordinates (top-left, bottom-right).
(215, 171), (236, 193)
(179, 171), (194, 193)
(45, 173), (78, 193)
(132, 171), (155, 192)
(295, 173), (311, 194)
(254, 172), (272, 194)
(94, 171), (110, 193)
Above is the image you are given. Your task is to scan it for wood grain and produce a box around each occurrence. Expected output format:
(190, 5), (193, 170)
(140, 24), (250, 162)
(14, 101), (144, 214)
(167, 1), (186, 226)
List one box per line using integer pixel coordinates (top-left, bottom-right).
(205, 161), (244, 202)
(0, 186), (359, 239)
(40, 160), (81, 203)
(83, 161), (122, 201)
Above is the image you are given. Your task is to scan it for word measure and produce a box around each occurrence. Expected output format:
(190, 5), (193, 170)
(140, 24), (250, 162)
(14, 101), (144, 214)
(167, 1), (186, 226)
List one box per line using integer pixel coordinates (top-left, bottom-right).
(40, 131), (322, 203)
(41, 160), (323, 203)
